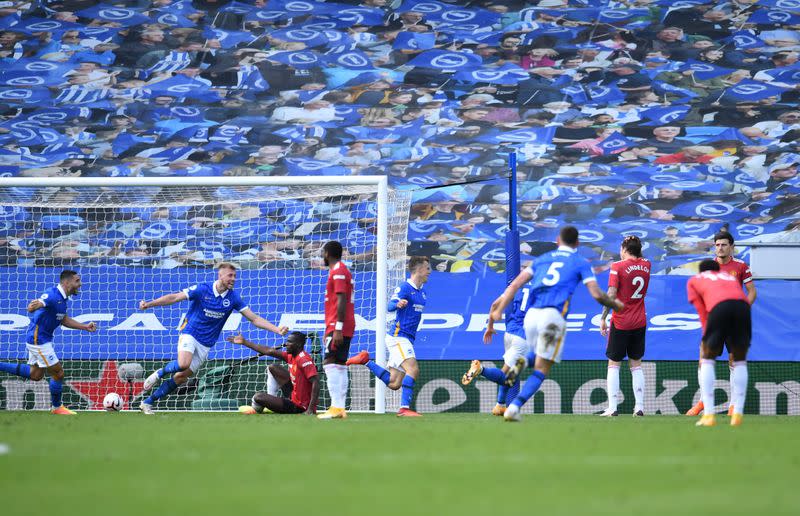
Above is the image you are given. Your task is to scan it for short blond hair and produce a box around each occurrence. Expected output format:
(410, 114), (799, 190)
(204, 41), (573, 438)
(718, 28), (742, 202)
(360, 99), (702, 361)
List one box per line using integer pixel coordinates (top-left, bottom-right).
(217, 262), (238, 271)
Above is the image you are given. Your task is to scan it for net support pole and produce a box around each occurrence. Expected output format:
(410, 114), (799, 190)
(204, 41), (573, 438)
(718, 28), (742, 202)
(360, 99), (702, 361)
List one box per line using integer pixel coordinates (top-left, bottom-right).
(505, 152), (521, 300)
(375, 176), (389, 414)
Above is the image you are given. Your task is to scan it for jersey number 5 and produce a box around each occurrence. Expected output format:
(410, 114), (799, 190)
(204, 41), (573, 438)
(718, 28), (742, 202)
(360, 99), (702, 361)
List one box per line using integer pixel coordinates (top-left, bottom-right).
(542, 262), (564, 286)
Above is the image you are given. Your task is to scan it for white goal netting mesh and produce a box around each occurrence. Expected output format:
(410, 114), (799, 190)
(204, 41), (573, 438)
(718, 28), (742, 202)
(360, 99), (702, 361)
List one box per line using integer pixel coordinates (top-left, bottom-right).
(0, 182), (410, 412)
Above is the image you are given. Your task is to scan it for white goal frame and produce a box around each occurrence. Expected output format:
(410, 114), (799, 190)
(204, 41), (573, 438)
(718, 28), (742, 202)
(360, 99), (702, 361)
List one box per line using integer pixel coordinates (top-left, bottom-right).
(0, 176), (393, 414)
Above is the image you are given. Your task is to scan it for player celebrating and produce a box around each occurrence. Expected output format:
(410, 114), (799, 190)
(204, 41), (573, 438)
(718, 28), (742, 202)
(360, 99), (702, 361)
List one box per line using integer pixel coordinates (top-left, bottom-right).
(688, 260), (751, 427)
(228, 331), (319, 415)
(317, 241), (355, 420)
(489, 226), (623, 422)
(461, 286), (532, 417)
(686, 231), (756, 417)
(599, 235), (650, 417)
(138, 262), (288, 414)
(0, 270), (98, 415)
(347, 256), (431, 417)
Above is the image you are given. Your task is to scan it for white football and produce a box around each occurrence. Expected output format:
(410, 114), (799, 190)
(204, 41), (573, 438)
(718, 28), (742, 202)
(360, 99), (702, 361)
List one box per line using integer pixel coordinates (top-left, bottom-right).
(103, 392), (123, 412)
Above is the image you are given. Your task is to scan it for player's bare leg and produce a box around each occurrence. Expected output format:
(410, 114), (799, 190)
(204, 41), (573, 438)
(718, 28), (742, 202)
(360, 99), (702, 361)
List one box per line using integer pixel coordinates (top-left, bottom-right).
(396, 358), (421, 417)
(601, 359), (621, 417)
(140, 350), (193, 414)
(505, 357), (553, 422)
(47, 363), (75, 415)
(696, 343), (717, 427)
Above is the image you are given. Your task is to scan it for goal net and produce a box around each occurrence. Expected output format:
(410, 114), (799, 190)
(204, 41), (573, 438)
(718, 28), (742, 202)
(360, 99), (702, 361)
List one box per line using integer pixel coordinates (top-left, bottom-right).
(0, 177), (411, 413)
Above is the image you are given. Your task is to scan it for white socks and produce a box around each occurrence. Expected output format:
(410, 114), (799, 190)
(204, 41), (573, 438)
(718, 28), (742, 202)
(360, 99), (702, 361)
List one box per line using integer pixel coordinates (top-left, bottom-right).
(267, 370), (279, 397)
(699, 359), (716, 414)
(731, 361), (748, 416)
(631, 366), (644, 412)
(323, 364), (349, 409)
(606, 365), (620, 411)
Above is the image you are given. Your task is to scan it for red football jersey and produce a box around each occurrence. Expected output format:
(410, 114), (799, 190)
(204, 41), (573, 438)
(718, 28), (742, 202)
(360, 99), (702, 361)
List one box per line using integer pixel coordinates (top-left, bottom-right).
(687, 271), (749, 329)
(609, 258), (651, 330)
(281, 350), (318, 410)
(716, 257), (752, 287)
(325, 261), (355, 337)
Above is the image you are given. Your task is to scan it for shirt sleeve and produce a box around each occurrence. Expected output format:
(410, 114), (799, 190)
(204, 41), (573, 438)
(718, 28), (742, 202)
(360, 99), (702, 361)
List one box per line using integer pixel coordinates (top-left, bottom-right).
(742, 263), (753, 284)
(183, 284), (201, 300)
(39, 291), (57, 308)
(300, 356), (318, 379)
(608, 263), (620, 289)
(232, 291), (248, 312)
(388, 284), (407, 312)
(579, 259), (597, 285)
(332, 271), (349, 294)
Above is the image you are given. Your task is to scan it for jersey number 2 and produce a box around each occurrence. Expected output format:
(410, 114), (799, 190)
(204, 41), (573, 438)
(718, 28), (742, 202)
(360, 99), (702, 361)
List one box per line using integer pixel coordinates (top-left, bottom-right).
(631, 276), (646, 299)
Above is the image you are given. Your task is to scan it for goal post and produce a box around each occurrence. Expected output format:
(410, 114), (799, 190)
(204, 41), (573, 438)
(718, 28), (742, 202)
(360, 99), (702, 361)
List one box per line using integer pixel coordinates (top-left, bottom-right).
(0, 176), (410, 413)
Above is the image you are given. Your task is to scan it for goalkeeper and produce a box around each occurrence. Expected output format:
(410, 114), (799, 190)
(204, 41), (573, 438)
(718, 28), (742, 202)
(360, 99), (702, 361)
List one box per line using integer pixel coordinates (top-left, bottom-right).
(230, 331), (319, 415)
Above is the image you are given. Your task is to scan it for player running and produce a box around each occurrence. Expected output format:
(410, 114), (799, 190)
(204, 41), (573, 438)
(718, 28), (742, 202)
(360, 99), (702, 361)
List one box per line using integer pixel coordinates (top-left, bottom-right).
(317, 241), (356, 420)
(229, 331), (319, 415)
(686, 231), (756, 417)
(347, 256), (431, 417)
(688, 259), (752, 427)
(489, 226), (623, 422)
(461, 285), (534, 417)
(138, 262), (288, 414)
(0, 270), (98, 415)
(598, 235), (650, 417)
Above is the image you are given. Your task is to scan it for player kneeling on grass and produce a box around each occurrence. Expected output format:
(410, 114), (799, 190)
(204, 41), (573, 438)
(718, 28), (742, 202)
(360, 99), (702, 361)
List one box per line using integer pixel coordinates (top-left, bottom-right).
(228, 332), (319, 415)
(347, 256), (431, 417)
(0, 270), (98, 415)
(688, 259), (751, 427)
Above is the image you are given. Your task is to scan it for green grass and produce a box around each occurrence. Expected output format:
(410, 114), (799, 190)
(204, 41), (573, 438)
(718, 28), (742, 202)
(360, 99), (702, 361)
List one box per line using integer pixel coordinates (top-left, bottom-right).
(1, 413), (798, 516)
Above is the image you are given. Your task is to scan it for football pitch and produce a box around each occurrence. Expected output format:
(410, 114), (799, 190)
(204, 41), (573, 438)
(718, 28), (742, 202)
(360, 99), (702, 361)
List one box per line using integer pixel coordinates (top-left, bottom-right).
(1, 413), (797, 516)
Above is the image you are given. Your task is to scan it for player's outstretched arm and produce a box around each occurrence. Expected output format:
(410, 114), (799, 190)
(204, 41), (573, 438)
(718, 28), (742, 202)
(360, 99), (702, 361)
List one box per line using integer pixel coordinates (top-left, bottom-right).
(225, 333), (285, 359)
(599, 286), (618, 337)
(306, 376), (320, 415)
(240, 308), (289, 335)
(586, 281), (624, 311)
(139, 292), (188, 310)
(489, 269), (532, 322)
(62, 315), (97, 332)
(26, 299), (45, 313)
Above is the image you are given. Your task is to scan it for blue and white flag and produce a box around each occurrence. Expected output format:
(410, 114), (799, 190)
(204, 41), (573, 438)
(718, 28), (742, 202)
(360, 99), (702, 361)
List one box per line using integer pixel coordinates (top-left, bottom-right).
(725, 31), (768, 50)
(653, 80), (699, 99)
(56, 87), (112, 105)
(598, 8), (651, 23)
(477, 127), (556, 145)
(671, 200), (750, 220)
(639, 105), (690, 125)
(724, 79), (789, 101)
(397, 0), (500, 28)
(146, 76), (221, 102)
(150, 11), (196, 28)
(14, 17), (82, 34)
(393, 32), (437, 51)
(760, 65), (800, 85)
(245, 10), (289, 23)
(585, 83), (626, 105)
(748, 8), (800, 24)
(270, 28), (329, 47)
(455, 63), (529, 85)
(285, 157), (350, 176)
(408, 50), (482, 72)
(681, 59), (734, 80)
(324, 47), (374, 70)
(757, 0), (800, 10)
(597, 132), (637, 154)
(76, 6), (151, 26)
(112, 133), (156, 156)
(219, 1), (256, 14)
(330, 6), (385, 26)
(138, 221), (195, 241)
(203, 28), (257, 49)
(268, 50), (324, 69)
(704, 128), (755, 145)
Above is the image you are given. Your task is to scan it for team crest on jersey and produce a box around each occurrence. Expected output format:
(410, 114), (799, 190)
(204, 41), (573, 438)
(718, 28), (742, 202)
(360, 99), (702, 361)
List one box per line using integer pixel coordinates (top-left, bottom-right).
(222, 299), (231, 308)
(41, 293), (48, 299)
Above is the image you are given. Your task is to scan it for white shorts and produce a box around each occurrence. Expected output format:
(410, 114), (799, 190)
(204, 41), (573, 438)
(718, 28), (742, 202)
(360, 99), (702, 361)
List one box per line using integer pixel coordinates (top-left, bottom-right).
(178, 333), (211, 373)
(385, 335), (415, 370)
(502, 333), (529, 369)
(524, 307), (567, 363)
(26, 342), (59, 368)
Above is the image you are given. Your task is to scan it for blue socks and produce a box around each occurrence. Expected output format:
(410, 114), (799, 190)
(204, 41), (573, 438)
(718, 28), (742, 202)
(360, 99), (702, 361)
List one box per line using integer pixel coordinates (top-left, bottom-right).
(366, 361), (391, 385)
(145, 378), (178, 405)
(400, 375), (415, 408)
(526, 351), (536, 367)
(160, 360), (184, 377)
(49, 379), (63, 408)
(480, 367), (507, 384)
(506, 378), (520, 405)
(511, 371), (546, 408)
(0, 362), (31, 378)
(497, 384), (508, 405)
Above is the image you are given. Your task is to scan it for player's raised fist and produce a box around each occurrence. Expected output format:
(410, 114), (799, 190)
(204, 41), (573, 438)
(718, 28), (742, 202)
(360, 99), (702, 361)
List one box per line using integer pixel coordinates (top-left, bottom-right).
(85, 322), (98, 333)
(139, 300), (148, 310)
(276, 326), (289, 336)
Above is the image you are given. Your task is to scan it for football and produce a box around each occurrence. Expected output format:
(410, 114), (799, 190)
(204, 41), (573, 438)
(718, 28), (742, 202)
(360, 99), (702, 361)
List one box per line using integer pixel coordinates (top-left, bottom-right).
(102, 393), (123, 412)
